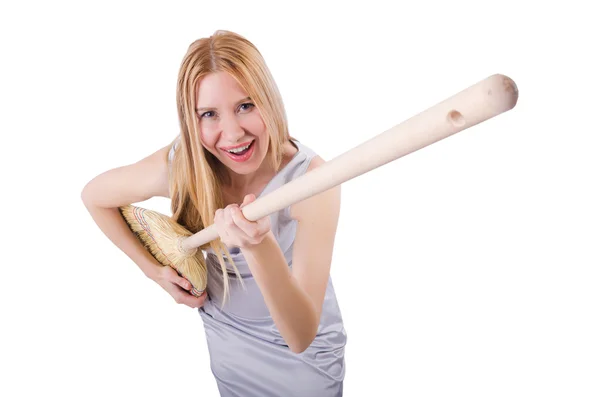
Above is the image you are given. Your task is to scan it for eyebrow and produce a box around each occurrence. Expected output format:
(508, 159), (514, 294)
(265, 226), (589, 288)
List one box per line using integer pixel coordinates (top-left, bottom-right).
(195, 96), (252, 112)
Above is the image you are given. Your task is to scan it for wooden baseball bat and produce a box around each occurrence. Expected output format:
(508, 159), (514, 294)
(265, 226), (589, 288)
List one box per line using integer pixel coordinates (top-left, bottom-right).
(182, 73), (518, 252)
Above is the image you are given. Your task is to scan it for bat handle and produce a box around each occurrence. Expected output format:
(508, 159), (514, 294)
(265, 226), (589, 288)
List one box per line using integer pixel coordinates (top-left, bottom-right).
(182, 74), (518, 252)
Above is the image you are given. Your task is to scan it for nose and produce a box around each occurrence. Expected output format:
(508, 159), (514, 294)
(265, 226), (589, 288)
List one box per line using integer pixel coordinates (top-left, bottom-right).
(221, 113), (245, 143)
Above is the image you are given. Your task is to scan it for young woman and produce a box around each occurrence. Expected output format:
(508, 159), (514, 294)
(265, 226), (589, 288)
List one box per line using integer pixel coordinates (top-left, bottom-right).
(82, 30), (347, 396)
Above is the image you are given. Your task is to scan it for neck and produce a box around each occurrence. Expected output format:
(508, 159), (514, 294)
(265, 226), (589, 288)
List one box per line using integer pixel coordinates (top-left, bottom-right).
(224, 154), (276, 192)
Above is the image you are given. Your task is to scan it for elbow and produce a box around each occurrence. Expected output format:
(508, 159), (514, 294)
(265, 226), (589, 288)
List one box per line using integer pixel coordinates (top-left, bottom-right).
(289, 341), (311, 355)
(81, 184), (91, 206)
(283, 300), (321, 354)
(288, 326), (318, 355)
(81, 182), (97, 208)
(81, 177), (102, 208)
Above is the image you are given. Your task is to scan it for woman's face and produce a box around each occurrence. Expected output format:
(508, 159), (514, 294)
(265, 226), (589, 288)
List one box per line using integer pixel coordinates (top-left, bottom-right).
(196, 71), (269, 176)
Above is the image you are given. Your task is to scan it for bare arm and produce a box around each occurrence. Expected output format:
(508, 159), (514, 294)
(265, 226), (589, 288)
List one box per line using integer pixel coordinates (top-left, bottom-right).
(80, 142), (206, 308)
(81, 144), (170, 278)
(239, 155), (341, 353)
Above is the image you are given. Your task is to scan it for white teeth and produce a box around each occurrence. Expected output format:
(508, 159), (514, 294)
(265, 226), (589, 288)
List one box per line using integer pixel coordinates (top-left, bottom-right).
(226, 142), (251, 153)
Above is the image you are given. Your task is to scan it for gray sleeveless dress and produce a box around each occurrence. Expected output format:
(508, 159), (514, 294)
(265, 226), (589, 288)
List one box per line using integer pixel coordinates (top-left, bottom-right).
(168, 138), (347, 397)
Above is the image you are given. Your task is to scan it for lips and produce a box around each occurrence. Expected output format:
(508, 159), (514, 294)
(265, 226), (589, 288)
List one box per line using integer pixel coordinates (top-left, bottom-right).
(221, 140), (256, 163)
(220, 140), (254, 151)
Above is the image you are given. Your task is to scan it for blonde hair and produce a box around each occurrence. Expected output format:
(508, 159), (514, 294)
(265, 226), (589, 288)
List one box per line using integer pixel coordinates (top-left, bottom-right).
(169, 30), (291, 305)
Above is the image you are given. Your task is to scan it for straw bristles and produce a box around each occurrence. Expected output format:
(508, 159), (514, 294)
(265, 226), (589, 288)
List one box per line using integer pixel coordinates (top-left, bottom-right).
(118, 204), (207, 295)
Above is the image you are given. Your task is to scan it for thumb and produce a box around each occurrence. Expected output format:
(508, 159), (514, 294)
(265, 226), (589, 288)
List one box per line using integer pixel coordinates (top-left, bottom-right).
(174, 276), (192, 291)
(241, 193), (255, 208)
(240, 194), (256, 208)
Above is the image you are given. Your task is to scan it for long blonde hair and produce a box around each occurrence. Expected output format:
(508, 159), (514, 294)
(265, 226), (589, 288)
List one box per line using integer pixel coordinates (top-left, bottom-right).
(169, 30), (291, 305)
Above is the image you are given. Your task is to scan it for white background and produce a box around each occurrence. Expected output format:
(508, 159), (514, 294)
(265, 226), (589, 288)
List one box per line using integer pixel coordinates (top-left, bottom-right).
(1, 1), (599, 396)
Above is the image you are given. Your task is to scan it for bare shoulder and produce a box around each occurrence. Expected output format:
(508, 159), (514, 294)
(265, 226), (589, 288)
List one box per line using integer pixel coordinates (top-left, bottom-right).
(289, 154), (341, 221)
(307, 154), (326, 169)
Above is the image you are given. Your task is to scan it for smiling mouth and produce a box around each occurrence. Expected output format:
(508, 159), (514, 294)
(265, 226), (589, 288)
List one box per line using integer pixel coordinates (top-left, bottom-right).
(222, 140), (254, 155)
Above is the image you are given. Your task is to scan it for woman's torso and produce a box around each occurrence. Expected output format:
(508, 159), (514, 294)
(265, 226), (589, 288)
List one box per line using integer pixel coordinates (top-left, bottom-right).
(168, 137), (347, 396)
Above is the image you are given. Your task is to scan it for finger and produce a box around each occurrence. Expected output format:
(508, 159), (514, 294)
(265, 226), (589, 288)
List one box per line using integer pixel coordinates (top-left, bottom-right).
(217, 204), (246, 247)
(192, 291), (208, 307)
(174, 275), (192, 291)
(258, 217), (272, 235)
(248, 218), (271, 245)
(224, 205), (238, 228)
(214, 208), (233, 243)
(214, 208), (224, 226)
(165, 267), (191, 290)
(213, 209), (223, 230)
(224, 206), (247, 237)
(231, 206), (261, 238)
(175, 290), (207, 308)
(240, 194), (255, 208)
(239, 206), (271, 236)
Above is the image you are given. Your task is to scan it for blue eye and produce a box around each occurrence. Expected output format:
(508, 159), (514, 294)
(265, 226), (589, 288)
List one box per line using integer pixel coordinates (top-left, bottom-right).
(199, 103), (253, 119)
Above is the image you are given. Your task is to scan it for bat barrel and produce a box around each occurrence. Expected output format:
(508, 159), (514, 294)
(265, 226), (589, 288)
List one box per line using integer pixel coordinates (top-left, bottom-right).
(323, 73), (519, 181)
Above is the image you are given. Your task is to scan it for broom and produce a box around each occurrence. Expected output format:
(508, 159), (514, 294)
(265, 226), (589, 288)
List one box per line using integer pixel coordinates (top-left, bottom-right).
(119, 74), (519, 296)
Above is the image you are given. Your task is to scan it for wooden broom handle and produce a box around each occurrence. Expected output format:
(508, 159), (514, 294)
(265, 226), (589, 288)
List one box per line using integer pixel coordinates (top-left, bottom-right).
(182, 73), (518, 252)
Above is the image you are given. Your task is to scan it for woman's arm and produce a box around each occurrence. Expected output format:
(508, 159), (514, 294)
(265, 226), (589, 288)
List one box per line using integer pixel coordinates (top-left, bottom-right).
(80, 143), (206, 307)
(241, 156), (341, 353)
(81, 144), (171, 278)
